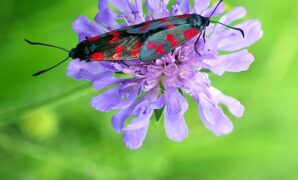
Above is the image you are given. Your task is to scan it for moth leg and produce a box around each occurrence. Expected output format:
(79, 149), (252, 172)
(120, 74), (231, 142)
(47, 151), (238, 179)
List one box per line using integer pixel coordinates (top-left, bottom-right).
(120, 61), (129, 68)
(203, 31), (206, 44)
(85, 36), (89, 40)
(171, 50), (175, 55)
(194, 32), (203, 56)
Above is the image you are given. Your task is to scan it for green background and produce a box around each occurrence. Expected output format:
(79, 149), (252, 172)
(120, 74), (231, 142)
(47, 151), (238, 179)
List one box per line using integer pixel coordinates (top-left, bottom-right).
(1, 0), (298, 179)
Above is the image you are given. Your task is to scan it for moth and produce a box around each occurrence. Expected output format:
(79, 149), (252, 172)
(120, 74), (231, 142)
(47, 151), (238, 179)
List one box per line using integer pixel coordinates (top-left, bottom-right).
(26, 0), (244, 76)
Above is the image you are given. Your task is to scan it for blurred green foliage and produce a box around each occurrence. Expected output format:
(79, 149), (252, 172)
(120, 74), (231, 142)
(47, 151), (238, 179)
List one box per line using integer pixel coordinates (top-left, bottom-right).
(1, 0), (298, 179)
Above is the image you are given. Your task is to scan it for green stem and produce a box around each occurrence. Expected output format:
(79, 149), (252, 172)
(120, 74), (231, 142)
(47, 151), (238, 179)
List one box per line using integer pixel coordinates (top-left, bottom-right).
(0, 83), (96, 126)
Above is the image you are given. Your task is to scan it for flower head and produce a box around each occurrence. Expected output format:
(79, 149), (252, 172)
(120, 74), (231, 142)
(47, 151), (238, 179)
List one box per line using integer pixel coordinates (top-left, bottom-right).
(68, 0), (263, 149)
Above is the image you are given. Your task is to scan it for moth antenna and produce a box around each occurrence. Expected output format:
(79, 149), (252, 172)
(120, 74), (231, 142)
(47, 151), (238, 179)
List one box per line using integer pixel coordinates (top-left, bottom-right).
(32, 56), (70, 76)
(210, 21), (245, 37)
(24, 39), (70, 53)
(120, 61), (129, 68)
(208, 0), (223, 18)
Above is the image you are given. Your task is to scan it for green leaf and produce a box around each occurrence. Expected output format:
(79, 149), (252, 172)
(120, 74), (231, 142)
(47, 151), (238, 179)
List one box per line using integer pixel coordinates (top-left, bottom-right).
(199, 68), (211, 73)
(154, 108), (164, 122)
(178, 88), (184, 96)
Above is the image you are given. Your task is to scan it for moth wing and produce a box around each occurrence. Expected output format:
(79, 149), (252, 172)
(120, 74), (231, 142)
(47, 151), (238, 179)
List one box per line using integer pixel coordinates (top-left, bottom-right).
(126, 14), (192, 34)
(139, 24), (200, 62)
(88, 33), (145, 61)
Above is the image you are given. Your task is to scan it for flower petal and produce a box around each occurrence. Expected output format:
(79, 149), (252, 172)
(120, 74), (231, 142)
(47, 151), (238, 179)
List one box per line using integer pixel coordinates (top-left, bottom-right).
(164, 88), (189, 141)
(123, 110), (152, 131)
(109, 0), (131, 13)
(113, 87), (139, 110)
(218, 20), (263, 51)
(214, 7), (247, 33)
(151, 94), (165, 109)
(123, 115), (150, 149)
(193, 0), (211, 14)
(93, 74), (123, 90)
(112, 107), (133, 132)
(95, 6), (119, 30)
(91, 87), (121, 112)
(197, 93), (233, 135)
(175, 0), (191, 13)
(72, 16), (106, 42)
(202, 1), (225, 17)
(209, 87), (244, 118)
(123, 88), (159, 149)
(202, 49), (255, 75)
(67, 60), (106, 81)
(146, 0), (169, 19)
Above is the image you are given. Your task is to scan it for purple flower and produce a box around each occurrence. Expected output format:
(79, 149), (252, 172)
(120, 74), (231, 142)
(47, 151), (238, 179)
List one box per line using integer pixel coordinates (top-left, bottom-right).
(67, 0), (263, 149)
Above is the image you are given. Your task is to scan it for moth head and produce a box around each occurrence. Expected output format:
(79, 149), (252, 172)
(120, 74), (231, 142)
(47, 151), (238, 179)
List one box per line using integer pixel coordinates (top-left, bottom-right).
(72, 41), (96, 60)
(191, 14), (210, 30)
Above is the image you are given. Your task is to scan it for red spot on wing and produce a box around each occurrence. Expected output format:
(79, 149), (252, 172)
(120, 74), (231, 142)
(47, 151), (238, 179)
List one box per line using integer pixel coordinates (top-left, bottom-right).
(130, 42), (143, 58)
(183, 28), (200, 39)
(147, 42), (157, 49)
(130, 50), (139, 58)
(110, 31), (120, 37)
(167, 34), (179, 47)
(135, 42), (143, 49)
(139, 22), (151, 31)
(87, 36), (100, 42)
(167, 34), (175, 42)
(110, 45), (124, 59)
(115, 45), (124, 54)
(109, 37), (120, 43)
(108, 31), (121, 43)
(156, 45), (164, 55)
(177, 14), (190, 19)
(90, 52), (104, 61)
(160, 18), (167, 23)
(166, 24), (175, 29)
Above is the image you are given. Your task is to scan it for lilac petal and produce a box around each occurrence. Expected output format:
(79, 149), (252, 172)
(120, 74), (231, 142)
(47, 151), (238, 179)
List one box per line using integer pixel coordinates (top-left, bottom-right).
(215, 7), (247, 33)
(202, 49), (255, 75)
(151, 94), (165, 109)
(123, 88), (158, 149)
(72, 16), (106, 42)
(143, 78), (160, 91)
(109, 0), (131, 13)
(93, 74), (123, 90)
(112, 107), (134, 132)
(123, 110), (152, 131)
(99, 62), (124, 72)
(123, 114), (150, 149)
(127, 1), (144, 23)
(163, 63), (178, 76)
(112, 88), (139, 110)
(134, 0), (143, 15)
(96, 0), (119, 30)
(193, 0), (211, 14)
(109, 0), (141, 23)
(146, 0), (169, 18)
(67, 60), (106, 81)
(91, 87), (121, 112)
(218, 20), (263, 51)
(164, 88), (189, 142)
(175, 0), (191, 13)
(197, 93), (233, 135)
(210, 87), (244, 118)
(95, 8), (119, 30)
(202, 1), (225, 17)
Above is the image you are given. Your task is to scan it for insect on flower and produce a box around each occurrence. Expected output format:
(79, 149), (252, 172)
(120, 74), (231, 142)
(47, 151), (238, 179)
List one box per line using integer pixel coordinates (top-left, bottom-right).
(26, 0), (243, 76)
